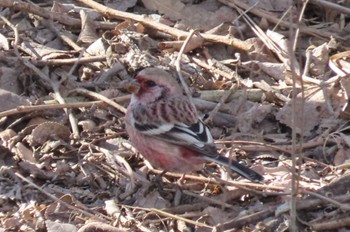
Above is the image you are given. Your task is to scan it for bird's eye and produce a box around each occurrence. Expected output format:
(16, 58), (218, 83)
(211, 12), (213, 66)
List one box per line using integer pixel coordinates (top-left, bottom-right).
(145, 80), (156, 87)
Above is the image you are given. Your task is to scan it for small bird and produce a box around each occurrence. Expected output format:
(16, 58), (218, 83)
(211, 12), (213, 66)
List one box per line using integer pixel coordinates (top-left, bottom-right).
(125, 67), (263, 183)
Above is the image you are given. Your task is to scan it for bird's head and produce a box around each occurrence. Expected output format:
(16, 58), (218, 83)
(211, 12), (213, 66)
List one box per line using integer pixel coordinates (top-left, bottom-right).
(127, 68), (182, 103)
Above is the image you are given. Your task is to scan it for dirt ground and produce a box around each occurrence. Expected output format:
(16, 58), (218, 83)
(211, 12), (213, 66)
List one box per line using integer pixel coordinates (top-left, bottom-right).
(1, 0), (350, 231)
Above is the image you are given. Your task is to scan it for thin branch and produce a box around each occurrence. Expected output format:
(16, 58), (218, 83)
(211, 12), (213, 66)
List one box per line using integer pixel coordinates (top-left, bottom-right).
(0, 0), (115, 29)
(77, 0), (252, 51)
(218, 0), (342, 40)
(310, 0), (350, 15)
(289, 1), (310, 231)
(0, 96), (130, 118)
(14, 172), (111, 222)
(71, 88), (127, 114)
(175, 29), (199, 99)
(302, 190), (350, 211)
(21, 60), (81, 138)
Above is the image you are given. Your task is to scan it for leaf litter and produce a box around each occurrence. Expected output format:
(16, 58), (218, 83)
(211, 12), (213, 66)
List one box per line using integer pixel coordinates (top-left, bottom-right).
(0, 0), (350, 231)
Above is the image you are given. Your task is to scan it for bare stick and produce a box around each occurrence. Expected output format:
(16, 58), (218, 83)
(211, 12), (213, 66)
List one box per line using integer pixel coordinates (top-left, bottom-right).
(22, 60), (80, 138)
(289, 1), (310, 231)
(77, 0), (252, 51)
(32, 55), (106, 66)
(218, 0), (341, 40)
(71, 88), (127, 114)
(14, 172), (111, 222)
(0, 0), (80, 27)
(0, 0), (114, 29)
(0, 14), (21, 58)
(310, 0), (350, 15)
(0, 95), (131, 118)
(302, 190), (350, 211)
(174, 29), (199, 99)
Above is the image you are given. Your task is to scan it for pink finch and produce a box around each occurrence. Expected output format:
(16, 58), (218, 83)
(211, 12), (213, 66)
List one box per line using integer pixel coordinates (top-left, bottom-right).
(125, 68), (263, 183)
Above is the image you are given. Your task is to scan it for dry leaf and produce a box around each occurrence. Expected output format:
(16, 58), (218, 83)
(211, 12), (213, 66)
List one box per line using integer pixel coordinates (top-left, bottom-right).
(0, 129), (16, 149)
(27, 122), (71, 146)
(266, 30), (300, 73)
(334, 148), (346, 166)
(256, 62), (286, 81)
(2, 216), (21, 230)
(134, 190), (170, 209)
(0, 32), (9, 50)
(0, 89), (29, 112)
(141, 0), (236, 31)
(276, 92), (330, 136)
(78, 120), (97, 132)
(241, 0), (290, 11)
(46, 220), (77, 232)
(51, 2), (101, 19)
(20, 40), (72, 60)
(329, 51), (350, 77)
(105, 0), (138, 11)
(13, 142), (35, 163)
(45, 195), (82, 222)
(339, 78), (350, 119)
(237, 104), (273, 133)
(159, 34), (204, 53)
(339, 132), (350, 148)
(77, 10), (99, 44)
(308, 42), (330, 77)
(18, 161), (55, 179)
(202, 206), (231, 225)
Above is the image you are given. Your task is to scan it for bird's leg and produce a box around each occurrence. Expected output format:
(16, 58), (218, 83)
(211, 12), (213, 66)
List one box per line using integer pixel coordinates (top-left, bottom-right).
(154, 170), (167, 183)
(148, 170), (167, 191)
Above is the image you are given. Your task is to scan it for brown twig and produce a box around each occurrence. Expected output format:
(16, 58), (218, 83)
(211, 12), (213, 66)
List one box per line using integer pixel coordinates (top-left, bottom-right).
(78, 222), (126, 232)
(31, 55), (107, 66)
(0, 96), (131, 118)
(202, 47), (242, 85)
(297, 194), (350, 211)
(311, 216), (350, 231)
(71, 88), (127, 114)
(90, 144), (136, 195)
(175, 29), (199, 99)
(0, 0), (115, 29)
(218, 0), (341, 40)
(150, 169), (285, 192)
(1, 0), (80, 27)
(182, 190), (235, 209)
(217, 139), (332, 167)
(23, 60), (81, 138)
(77, 0), (252, 51)
(302, 189), (350, 211)
(46, 21), (83, 51)
(310, 0), (350, 15)
(0, 14), (21, 58)
(217, 206), (276, 230)
(289, 1), (310, 230)
(14, 172), (111, 222)
(122, 204), (213, 229)
(204, 87), (234, 124)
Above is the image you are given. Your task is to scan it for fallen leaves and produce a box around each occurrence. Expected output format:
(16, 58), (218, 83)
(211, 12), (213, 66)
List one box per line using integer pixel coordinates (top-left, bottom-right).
(1, 0), (350, 231)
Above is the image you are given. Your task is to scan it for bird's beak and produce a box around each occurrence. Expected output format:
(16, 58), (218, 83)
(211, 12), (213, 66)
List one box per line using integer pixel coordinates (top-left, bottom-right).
(126, 79), (141, 94)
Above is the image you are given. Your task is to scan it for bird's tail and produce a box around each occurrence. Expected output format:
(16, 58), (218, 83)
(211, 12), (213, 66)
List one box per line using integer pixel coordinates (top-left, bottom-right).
(205, 155), (264, 183)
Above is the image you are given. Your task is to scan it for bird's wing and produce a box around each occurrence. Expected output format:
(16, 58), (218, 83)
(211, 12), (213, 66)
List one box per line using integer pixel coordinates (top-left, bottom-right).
(130, 97), (213, 149)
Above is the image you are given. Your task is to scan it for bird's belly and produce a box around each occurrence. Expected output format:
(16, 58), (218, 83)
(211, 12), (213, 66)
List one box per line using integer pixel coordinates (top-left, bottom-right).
(133, 135), (203, 172)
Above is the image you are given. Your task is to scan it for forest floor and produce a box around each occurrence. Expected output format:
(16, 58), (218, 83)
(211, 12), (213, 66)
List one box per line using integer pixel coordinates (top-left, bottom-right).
(1, 0), (350, 231)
